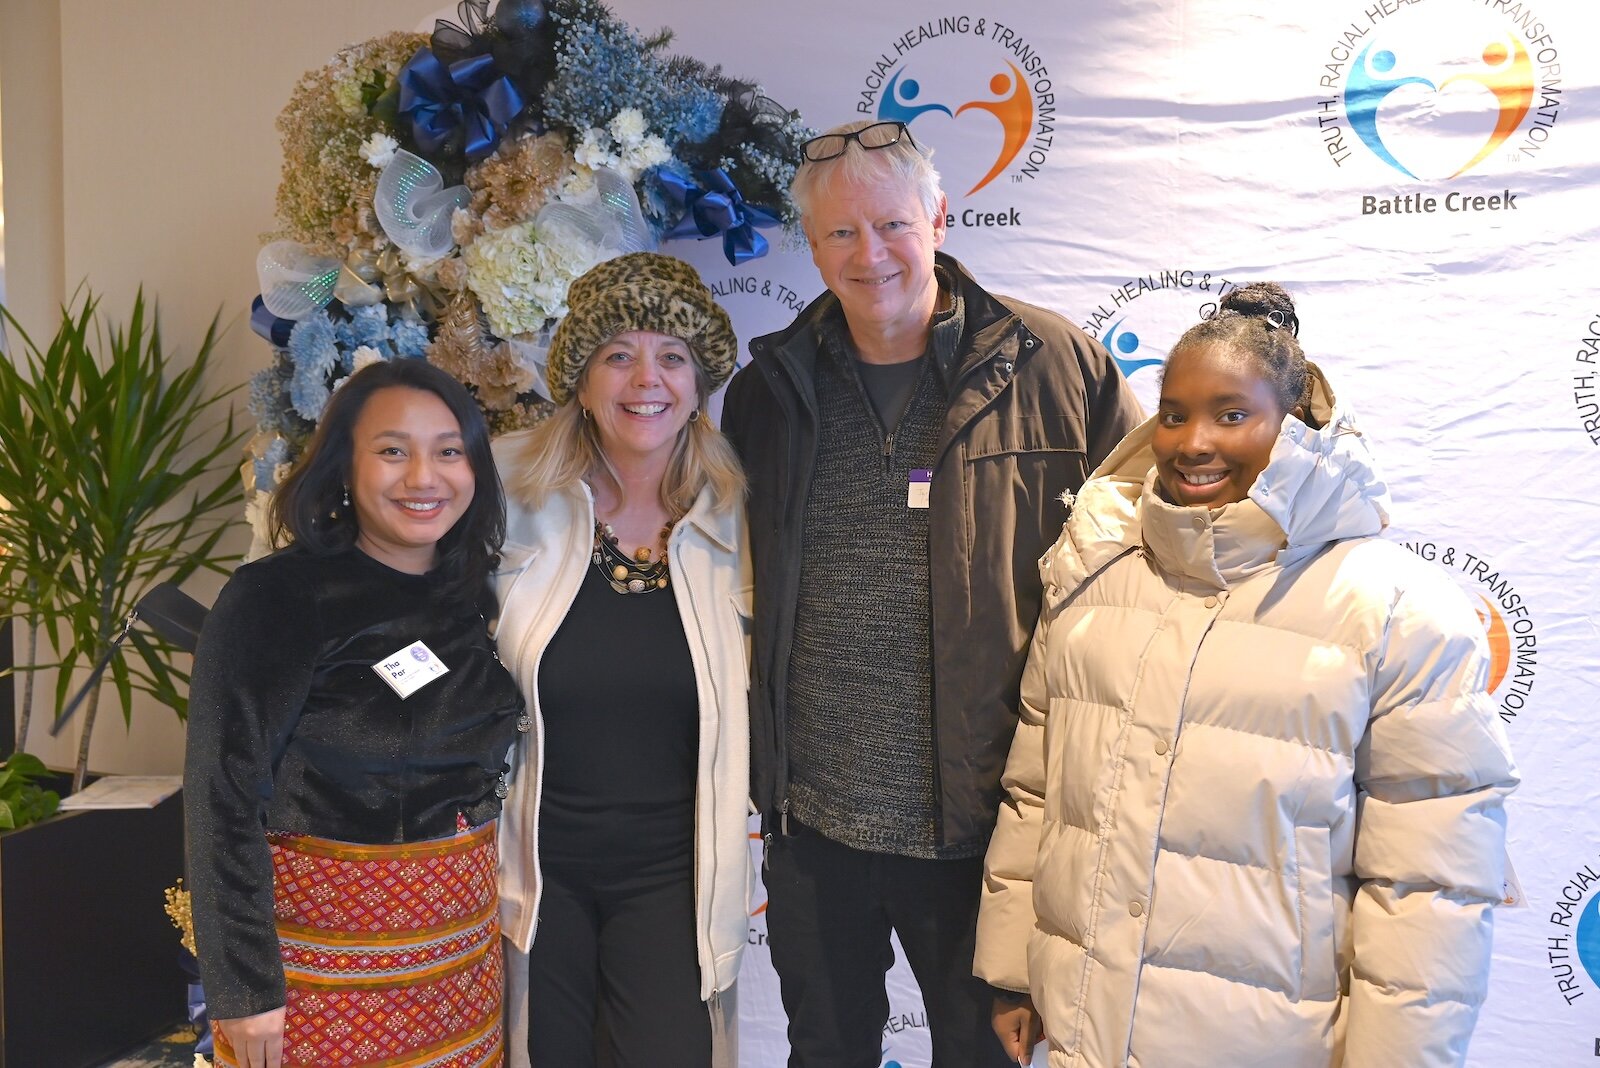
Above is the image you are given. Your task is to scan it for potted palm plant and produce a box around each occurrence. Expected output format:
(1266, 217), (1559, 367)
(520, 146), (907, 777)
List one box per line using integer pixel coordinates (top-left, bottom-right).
(0, 289), (244, 1068)
(0, 290), (243, 787)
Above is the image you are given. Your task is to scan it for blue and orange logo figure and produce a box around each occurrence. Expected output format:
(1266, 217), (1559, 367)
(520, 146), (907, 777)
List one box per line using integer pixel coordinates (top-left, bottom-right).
(1103, 319), (1163, 381)
(1472, 595), (1511, 694)
(1578, 892), (1600, 987)
(1346, 35), (1533, 179)
(879, 64), (1033, 195)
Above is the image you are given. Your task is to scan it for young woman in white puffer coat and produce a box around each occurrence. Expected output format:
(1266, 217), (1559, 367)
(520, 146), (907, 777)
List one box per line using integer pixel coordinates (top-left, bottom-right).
(975, 282), (1517, 1068)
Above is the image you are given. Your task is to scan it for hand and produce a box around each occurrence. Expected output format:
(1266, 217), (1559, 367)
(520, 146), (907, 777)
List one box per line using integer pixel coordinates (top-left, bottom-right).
(992, 994), (1044, 1065)
(214, 1007), (286, 1068)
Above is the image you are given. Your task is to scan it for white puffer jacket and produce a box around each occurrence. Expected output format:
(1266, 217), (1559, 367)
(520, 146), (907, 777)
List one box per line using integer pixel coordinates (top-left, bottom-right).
(975, 369), (1517, 1068)
(491, 437), (752, 1068)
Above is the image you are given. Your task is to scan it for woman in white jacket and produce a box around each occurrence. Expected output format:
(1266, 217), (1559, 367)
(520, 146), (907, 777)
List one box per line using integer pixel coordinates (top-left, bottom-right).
(976, 282), (1516, 1068)
(492, 253), (750, 1068)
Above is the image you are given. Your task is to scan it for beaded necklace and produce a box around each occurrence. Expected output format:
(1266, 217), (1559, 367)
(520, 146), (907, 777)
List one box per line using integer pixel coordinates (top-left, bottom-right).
(592, 518), (675, 594)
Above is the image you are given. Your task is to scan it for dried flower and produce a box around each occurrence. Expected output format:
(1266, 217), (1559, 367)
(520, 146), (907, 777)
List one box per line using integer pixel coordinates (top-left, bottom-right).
(466, 132), (574, 232)
(273, 33), (426, 252)
(489, 399), (558, 436)
(428, 294), (535, 408)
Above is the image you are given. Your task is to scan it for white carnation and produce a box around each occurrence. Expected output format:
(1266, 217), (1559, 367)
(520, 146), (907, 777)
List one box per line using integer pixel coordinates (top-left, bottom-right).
(573, 129), (618, 170)
(359, 132), (399, 169)
(620, 135), (672, 179)
(608, 107), (648, 146)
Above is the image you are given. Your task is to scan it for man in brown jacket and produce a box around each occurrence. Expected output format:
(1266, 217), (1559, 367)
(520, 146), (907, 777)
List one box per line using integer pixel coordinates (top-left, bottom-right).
(721, 118), (1142, 1066)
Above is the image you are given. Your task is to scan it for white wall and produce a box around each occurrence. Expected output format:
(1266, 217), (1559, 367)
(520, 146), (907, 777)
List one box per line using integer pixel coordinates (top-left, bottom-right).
(1, 0), (445, 773)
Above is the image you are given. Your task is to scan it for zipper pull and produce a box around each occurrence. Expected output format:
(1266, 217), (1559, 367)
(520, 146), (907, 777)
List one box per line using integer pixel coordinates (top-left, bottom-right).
(780, 797), (791, 837)
(762, 831), (773, 871)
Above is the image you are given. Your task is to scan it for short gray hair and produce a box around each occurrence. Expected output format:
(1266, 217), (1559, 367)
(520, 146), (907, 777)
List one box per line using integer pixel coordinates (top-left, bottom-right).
(791, 119), (945, 224)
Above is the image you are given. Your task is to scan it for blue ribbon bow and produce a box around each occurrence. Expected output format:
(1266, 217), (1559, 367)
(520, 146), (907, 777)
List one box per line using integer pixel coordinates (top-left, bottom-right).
(660, 168), (781, 266)
(398, 47), (524, 163)
(250, 295), (296, 347)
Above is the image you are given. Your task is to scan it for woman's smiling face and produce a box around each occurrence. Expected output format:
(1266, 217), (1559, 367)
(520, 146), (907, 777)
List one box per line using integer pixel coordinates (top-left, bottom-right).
(577, 330), (701, 467)
(1152, 344), (1289, 509)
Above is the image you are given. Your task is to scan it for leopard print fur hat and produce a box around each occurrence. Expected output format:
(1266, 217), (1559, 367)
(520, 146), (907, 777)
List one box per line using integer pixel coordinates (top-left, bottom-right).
(546, 252), (738, 406)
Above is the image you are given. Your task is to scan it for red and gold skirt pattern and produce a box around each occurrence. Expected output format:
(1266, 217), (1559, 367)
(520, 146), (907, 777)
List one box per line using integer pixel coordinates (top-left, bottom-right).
(215, 818), (503, 1068)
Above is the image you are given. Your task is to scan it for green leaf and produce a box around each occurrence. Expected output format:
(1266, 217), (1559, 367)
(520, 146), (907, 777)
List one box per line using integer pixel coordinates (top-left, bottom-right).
(0, 289), (244, 791)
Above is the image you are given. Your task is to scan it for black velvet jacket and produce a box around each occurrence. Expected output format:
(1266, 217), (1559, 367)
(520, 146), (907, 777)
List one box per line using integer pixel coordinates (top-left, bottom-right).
(183, 546), (524, 1019)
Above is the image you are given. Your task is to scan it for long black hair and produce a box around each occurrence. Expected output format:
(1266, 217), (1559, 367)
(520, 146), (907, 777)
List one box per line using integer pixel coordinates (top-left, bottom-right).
(271, 358), (505, 605)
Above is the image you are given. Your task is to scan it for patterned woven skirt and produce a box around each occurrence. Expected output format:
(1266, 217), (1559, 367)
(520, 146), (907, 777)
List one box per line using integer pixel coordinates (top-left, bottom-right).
(214, 818), (503, 1068)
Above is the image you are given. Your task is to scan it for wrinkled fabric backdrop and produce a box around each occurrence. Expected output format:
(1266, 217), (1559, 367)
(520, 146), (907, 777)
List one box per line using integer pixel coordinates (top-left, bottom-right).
(569, 0), (1600, 1062)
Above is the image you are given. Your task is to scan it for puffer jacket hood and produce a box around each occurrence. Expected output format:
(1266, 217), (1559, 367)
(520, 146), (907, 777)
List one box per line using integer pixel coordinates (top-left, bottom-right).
(1052, 362), (1391, 593)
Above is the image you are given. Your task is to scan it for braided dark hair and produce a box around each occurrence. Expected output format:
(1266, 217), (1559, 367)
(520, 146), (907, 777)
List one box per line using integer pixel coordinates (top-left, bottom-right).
(1168, 282), (1318, 426)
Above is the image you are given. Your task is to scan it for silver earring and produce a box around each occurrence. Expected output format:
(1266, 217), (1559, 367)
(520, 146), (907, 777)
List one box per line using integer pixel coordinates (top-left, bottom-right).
(342, 485), (351, 507)
(581, 407), (590, 421)
(688, 409), (701, 423)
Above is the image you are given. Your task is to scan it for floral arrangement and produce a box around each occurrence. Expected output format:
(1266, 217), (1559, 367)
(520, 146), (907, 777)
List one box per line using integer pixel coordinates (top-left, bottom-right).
(165, 880), (215, 1065)
(245, 0), (811, 544)
(163, 879), (198, 957)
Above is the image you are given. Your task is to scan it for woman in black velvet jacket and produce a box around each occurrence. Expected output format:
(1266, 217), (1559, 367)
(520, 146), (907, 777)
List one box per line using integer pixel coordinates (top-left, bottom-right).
(184, 359), (524, 1068)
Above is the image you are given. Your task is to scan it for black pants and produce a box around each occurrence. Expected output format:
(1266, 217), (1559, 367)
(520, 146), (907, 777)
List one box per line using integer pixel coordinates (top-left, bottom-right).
(526, 857), (711, 1067)
(764, 821), (1011, 1068)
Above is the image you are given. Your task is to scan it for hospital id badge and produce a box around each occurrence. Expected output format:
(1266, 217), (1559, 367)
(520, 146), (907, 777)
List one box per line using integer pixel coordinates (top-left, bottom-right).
(372, 639), (450, 699)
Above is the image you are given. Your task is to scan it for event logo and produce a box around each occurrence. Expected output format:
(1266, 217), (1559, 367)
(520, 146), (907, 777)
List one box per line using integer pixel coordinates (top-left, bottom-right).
(1546, 857), (1600, 1007)
(1401, 541), (1536, 724)
(1102, 319), (1164, 381)
(1313, 2), (1563, 191)
(880, 65), (1032, 195)
(1079, 271), (1240, 401)
(1576, 311), (1600, 447)
(1346, 36), (1532, 179)
(855, 17), (1057, 203)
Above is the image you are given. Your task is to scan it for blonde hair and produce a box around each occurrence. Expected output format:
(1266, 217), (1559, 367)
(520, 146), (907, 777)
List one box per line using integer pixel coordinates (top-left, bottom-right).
(502, 357), (745, 517)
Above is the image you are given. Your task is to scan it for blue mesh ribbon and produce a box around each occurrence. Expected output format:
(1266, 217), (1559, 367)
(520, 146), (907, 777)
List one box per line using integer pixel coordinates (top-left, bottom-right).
(398, 47), (524, 163)
(660, 168), (780, 265)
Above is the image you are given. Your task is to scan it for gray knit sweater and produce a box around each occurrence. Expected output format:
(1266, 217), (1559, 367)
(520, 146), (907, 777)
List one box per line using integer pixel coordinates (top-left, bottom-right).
(785, 298), (979, 859)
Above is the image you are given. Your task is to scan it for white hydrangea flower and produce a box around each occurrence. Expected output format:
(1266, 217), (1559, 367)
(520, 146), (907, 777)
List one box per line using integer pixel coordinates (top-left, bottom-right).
(359, 132), (399, 169)
(608, 108), (648, 146)
(464, 219), (602, 337)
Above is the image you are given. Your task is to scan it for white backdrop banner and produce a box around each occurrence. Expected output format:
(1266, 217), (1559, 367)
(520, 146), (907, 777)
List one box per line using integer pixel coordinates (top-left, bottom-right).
(590, 0), (1600, 1063)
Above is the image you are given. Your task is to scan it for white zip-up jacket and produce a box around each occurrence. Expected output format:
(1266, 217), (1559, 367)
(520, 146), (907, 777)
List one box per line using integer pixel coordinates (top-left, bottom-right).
(491, 439), (752, 1067)
(975, 368), (1517, 1067)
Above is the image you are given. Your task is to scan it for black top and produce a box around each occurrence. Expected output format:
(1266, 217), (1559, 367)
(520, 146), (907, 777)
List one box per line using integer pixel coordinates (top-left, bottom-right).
(183, 545), (524, 1019)
(537, 564), (698, 871)
(855, 355), (927, 437)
